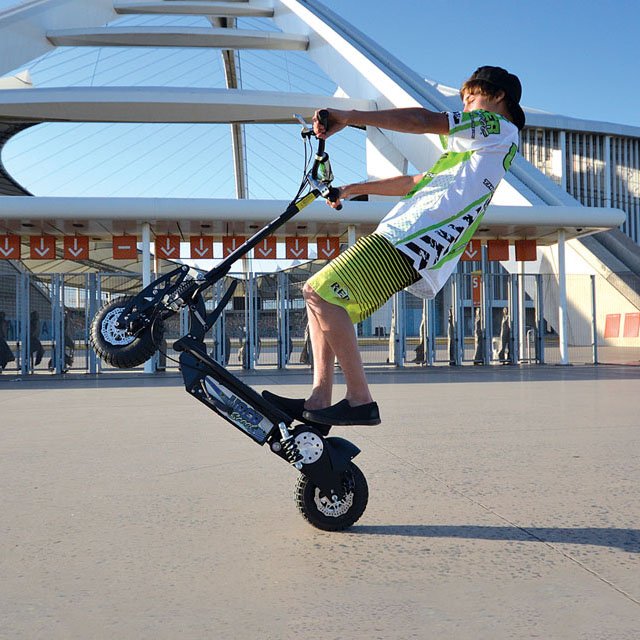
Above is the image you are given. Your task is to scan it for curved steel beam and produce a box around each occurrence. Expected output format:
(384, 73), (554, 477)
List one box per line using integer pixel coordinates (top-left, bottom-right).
(114, 2), (274, 17)
(47, 27), (308, 50)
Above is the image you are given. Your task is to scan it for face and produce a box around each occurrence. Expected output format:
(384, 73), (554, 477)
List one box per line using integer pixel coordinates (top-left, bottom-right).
(461, 90), (504, 113)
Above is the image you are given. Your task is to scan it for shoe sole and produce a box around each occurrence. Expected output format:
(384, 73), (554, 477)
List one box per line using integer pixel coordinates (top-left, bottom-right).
(302, 412), (381, 427)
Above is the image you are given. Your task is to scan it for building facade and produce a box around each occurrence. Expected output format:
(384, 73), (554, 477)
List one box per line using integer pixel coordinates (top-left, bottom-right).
(519, 114), (640, 244)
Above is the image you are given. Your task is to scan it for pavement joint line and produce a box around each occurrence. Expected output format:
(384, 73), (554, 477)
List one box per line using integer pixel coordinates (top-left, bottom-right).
(156, 457), (257, 476)
(359, 433), (640, 608)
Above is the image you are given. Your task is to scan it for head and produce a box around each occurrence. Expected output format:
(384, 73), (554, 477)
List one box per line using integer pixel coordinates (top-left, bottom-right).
(460, 66), (525, 130)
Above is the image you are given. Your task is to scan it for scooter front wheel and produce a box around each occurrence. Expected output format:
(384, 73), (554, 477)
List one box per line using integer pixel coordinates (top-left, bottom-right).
(90, 296), (164, 368)
(295, 462), (368, 531)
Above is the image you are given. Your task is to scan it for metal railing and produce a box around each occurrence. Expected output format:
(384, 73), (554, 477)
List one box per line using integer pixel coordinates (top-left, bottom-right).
(1, 269), (639, 377)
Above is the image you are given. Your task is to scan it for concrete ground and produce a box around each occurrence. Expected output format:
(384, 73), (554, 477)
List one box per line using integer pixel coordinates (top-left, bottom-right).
(1, 365), (639, 640)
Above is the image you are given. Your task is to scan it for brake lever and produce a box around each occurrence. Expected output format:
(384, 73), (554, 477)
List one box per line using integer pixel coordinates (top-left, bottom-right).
(294, 113), (314, 138)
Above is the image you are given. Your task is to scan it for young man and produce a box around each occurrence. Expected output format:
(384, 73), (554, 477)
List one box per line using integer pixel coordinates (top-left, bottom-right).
(263, 66), (525, 428)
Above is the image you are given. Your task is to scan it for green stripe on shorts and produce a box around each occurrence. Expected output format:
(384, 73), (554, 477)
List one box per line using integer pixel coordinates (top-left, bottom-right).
(307, 233), (420, 324)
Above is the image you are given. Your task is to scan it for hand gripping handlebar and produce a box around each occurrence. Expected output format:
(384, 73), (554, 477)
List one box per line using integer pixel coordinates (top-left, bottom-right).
(312, 110), (342, 211)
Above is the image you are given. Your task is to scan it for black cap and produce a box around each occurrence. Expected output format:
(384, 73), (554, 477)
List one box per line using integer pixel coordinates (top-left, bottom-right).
(469, 66), (525, 130)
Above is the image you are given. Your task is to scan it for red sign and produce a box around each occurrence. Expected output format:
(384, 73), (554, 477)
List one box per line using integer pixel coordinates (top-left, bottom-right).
(317, 237), (340, 260)
(254, 236), (277, 259)
(113, 235), (137, 260)
(285, 237), (308, 260)
(623, 312), (640, 338)
(190, 236), (214, 259)
(471, 273), (482, 307)
(63, 236), (89, 260)
(222, 236), (246, 257)
(461, 239), (481, 262)
(30, 235), (56, 260)
(487, 239), (509, 261)
(155, 235), (180, 260)
(0, 235), (20, 260)
(604, 314), (621, 339)
(515, 239), (537, 262)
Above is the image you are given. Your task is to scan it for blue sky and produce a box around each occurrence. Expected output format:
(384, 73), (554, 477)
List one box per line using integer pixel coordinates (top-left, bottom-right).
(323, 0), (638, 127)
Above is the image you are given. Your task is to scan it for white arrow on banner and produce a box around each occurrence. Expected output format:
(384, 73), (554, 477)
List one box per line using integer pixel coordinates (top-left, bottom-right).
(0, 237), (15, 257)
(68, 238), (84, 257)
(256, 240), (273, 258)
(35, 237), (51, 257)
(464, 244), (479, 260)
(289, 239), (304, 258)
(163, 237), (176, 256)
(194, 238), (208, 257)
(318, 239), (335, 258)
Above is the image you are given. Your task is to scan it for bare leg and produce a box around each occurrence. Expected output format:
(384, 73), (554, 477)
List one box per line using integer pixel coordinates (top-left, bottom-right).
(303, 283), (373, 407)
(304, 303), (334, 410)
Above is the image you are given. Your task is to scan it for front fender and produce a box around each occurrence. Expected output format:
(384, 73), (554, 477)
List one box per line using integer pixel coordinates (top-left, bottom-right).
(324, 436), (361, 473)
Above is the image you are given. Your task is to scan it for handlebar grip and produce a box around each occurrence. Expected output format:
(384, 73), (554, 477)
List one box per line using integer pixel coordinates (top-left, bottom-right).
(327, 187), (342, 211)
(317, 109), (329, 133)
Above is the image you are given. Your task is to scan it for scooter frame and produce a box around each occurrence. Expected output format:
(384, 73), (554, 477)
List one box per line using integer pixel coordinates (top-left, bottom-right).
(110, 114), (365, 510)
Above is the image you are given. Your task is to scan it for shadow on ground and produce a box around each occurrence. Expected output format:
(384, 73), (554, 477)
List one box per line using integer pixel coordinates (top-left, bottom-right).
(352, 524), (640, 552)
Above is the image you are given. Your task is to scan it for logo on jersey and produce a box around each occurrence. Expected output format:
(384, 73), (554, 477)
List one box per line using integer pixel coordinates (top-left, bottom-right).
(403, 198), (492, 271)
(479, 111), (501, 137)
(483, 178), (495, 192)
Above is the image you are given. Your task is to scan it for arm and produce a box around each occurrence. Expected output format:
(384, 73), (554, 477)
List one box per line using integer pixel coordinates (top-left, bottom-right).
(327, 174), (423, 209)
(314, 107), (449, 138)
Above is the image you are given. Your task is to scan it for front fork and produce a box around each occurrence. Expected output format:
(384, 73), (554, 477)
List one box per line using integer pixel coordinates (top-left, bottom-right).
(176, 339), (360, 497)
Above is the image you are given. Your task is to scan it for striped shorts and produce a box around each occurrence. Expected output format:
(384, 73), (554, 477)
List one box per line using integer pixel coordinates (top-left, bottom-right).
(306, 233), (420, 324)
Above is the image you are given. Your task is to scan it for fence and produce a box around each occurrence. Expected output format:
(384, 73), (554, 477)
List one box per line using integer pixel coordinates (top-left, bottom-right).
(1, 268), (638, 377)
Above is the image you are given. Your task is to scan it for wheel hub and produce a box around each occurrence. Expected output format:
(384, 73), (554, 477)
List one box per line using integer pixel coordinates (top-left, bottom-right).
(101, 307), (136, 346)
(294, 431), (324, 464)
(313, 488), (354, 517)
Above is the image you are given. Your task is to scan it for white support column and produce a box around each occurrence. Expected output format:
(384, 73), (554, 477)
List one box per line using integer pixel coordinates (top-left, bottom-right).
(557, 229), (569, 365)
(142, 222), (155, 374)
(347, 224), (356, 248)
(518, 259), (526, 362)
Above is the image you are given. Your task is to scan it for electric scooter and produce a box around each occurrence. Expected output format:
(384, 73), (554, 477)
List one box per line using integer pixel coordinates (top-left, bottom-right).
(89, 112), (368, 531)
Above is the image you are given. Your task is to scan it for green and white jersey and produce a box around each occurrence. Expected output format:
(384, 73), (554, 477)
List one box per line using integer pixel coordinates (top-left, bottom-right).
(375, 109), (519, 298)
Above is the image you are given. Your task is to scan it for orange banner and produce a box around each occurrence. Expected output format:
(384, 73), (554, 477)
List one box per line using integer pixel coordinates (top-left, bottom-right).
(113, 235), (138, 260)
(487, 239), (509, 261)
(63, 236), (89, 261)
(0, 235), (20, 260)
(190, 236), (214, 260)
(30, 236), (56, 260)
(254, 236), (277, 259)
(316, 236), (340, 260)
(155, 235), (180, 260)
(285, 237), (308, 260)
(460, 239), (481, 262)
(222, 236), (246, 257)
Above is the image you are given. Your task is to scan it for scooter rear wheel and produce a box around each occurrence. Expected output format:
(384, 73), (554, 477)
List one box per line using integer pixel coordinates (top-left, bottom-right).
(295, 462), (368, 531)
(90, 296), (164, 369)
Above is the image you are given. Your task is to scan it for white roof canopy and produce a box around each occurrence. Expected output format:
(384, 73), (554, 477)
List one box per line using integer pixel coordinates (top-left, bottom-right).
(0, 196), (625, 243)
